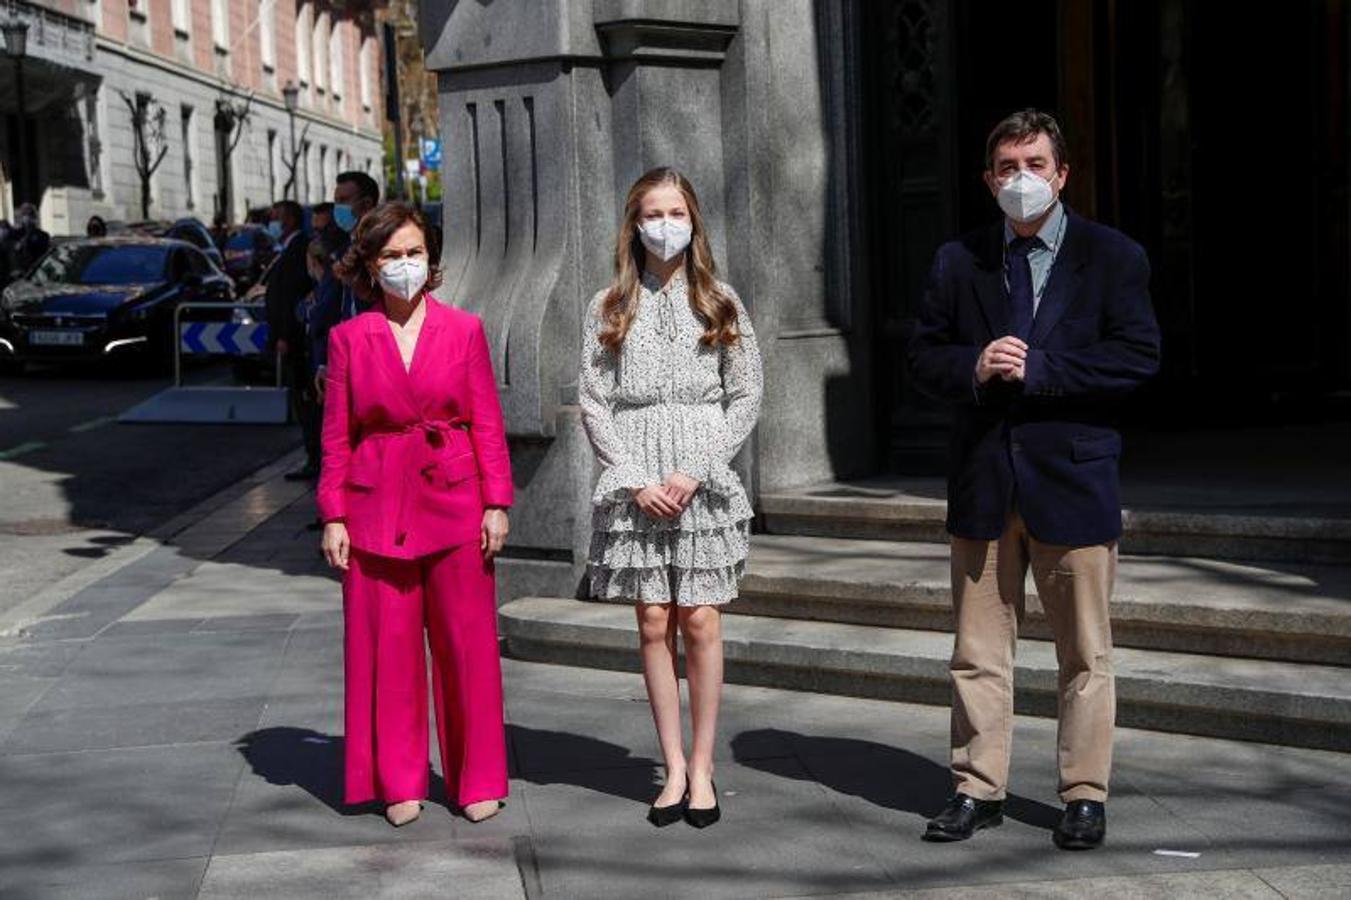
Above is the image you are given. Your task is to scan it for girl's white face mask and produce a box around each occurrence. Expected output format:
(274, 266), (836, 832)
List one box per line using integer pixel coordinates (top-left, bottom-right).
(996, 169), (1058, 223)
(377, 256), (429, 301)
(637, 217), (693, 261)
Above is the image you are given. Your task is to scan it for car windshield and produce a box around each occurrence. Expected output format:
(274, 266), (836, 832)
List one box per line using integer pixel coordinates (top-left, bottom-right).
(28, 244), (169, 286)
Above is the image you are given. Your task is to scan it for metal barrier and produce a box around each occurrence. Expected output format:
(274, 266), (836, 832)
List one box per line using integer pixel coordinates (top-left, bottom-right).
(119, 301), (290, 424)
(172, 301), (280, 388)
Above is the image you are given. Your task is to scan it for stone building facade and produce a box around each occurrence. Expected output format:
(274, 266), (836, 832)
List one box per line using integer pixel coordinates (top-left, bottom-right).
(1, 0), (386, 234)
(419, 1), (873, 600)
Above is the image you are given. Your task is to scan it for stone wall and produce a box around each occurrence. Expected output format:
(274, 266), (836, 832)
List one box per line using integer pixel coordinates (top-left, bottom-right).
(421, 0), (875, 601)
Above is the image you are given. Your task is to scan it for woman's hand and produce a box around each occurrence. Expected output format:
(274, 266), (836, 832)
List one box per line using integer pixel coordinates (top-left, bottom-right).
(632, 485), (681, 520)
(482, 508), (510, 559)
(662, 472), (701, 511)
(322, 522), (350, 571)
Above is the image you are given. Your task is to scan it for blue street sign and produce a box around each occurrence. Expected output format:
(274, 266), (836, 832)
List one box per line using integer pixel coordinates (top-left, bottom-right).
(420, 137), (442, 171)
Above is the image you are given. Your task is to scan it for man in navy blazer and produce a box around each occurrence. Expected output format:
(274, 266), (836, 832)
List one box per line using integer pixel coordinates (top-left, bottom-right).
(909, 109), (1160, 850)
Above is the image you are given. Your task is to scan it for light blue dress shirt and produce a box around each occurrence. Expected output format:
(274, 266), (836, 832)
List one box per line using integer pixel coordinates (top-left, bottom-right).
(1004, 200), (1067, 314)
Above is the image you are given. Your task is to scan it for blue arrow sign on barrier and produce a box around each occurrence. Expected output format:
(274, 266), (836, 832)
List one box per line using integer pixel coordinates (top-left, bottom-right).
(179, 322), (268, 356)
(218, 323), (239, 355)
(180, 322), (207, 354)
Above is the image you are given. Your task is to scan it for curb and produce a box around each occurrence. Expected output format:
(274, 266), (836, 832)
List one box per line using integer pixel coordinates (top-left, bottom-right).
(0, 447), (307, 639)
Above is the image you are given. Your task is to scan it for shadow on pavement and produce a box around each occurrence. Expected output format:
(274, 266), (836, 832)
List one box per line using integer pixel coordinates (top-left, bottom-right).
(506, 724), (661, 804)
(233, 726), (454, 817)
(732, 728), (1062, 830)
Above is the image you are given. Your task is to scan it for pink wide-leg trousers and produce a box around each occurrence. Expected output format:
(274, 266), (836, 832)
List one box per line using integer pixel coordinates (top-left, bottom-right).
(342, 542), (508, 807)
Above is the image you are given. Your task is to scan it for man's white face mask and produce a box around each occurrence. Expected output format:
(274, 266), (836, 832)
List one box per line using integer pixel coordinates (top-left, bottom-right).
(996, 169), (1058, 223)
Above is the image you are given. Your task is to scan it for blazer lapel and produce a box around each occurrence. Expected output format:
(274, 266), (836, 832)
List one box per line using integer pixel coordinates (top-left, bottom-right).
(972, 223), (1009, 340)
(1029, 212), (1089, 346)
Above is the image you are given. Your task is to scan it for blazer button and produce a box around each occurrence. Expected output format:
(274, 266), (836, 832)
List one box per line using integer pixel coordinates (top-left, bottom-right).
(395, 532), (407, 546)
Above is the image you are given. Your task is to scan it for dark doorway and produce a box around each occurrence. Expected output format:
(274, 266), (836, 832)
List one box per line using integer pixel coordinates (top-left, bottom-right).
(865, 0), (1351, 474)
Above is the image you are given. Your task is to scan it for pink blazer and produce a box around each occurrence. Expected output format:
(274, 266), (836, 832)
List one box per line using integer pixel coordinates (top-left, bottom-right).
(317, 297), (513, 560)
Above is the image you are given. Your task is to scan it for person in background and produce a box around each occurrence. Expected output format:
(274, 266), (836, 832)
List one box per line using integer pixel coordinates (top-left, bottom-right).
(86, 216), (108, 238)
(311, 202), (335, 235)
(264, 200), (319, 481)
(311, 171), (381, 398)
(210, 211), (230, 250)
(9, 203), (50, 278)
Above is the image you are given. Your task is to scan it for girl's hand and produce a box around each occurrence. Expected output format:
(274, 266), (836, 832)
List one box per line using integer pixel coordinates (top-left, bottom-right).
(322, 522), (350, 571)
(631, 485), (681, 520)
(662, 472), (700, 510)
(482, 508), (510, 559)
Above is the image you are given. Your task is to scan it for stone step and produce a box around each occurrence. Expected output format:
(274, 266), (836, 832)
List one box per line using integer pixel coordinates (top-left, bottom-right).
(758, 478), (1351, 565)
(737, 535), (1351, 666)
(500, 597), (1351, 753)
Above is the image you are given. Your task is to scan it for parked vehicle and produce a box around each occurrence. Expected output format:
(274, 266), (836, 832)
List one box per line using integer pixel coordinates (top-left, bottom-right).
(0, 237), (233, 369)
(162, 218), (227, 273)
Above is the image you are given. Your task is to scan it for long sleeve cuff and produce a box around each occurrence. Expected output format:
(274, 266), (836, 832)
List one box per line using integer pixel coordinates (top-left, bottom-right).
(592, 462), (649, 505)
(480, 477), (515, 509)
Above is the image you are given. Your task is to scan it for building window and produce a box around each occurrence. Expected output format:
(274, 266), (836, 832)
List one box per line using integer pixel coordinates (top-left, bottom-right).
(296, 2), (312, 91)
(313, 11), (330, 95)
(359, 36), (374, 111)
(181, 105), (196, 210)
(259, 0), (276, 72)
(267, 129), (278, 202)
(329, 20), (344, 101)
(83, 87), (104, 198)
(211, 0), (230, 52)
(171, 0), (190, 36)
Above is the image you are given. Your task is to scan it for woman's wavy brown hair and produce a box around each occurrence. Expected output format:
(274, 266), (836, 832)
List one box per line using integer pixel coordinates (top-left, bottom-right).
(334, 201), (442, 303)
(598, 167), (739, 351)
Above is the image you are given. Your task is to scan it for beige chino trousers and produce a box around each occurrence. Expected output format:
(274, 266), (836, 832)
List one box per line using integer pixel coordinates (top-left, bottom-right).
(948, 512), (1116, 804)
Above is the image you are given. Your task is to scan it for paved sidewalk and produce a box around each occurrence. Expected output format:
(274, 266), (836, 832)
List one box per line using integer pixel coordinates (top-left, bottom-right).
(1, 463), (1350, 898)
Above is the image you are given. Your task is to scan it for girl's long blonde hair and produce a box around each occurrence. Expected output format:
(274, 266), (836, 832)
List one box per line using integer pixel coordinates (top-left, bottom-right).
(597, 167), (740, 351)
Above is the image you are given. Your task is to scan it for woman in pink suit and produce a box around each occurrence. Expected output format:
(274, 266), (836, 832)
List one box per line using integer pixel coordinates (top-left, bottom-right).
(318, 202), (512, 827)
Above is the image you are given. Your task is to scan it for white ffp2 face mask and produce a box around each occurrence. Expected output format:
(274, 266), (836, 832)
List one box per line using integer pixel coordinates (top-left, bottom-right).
(637, 217), (693, 261)
(996, 169), (1058, 223)
(377, 257), (429, 302)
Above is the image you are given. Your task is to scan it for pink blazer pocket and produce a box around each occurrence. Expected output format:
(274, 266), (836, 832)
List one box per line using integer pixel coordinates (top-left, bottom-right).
(423, 451), (480, 491)
(346, 454), (379, 489)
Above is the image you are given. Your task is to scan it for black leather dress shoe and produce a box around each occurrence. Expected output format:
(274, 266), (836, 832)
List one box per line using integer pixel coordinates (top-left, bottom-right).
(1053, 800), (1106, 850)
(923, 793), (1004, 842)
(284, 464), (319, 482)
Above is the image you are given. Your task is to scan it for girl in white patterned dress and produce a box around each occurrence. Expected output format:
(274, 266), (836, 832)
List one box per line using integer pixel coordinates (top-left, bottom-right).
(579, 167), (763, 828)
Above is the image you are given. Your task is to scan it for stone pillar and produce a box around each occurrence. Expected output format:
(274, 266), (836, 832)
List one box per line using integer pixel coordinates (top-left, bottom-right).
(420, 0), (873, 602)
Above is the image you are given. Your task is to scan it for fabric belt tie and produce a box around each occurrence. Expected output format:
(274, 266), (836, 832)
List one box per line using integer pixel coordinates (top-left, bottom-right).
(361, 418), (470, 547)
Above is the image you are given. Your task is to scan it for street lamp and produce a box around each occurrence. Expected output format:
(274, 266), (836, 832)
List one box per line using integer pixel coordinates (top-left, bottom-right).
(3, 21), (29, 206)
(281, 80), (299, 201)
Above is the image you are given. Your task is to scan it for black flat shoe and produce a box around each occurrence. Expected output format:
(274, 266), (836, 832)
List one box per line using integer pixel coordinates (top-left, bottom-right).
(1053, 800), (1106, 850)
(684, 780), (721, 829)
(923, 793), (1004, 842)
(647, 791), (688, 828)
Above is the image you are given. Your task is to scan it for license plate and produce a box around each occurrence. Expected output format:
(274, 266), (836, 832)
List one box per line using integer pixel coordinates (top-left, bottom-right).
(29, 329), (85, 347)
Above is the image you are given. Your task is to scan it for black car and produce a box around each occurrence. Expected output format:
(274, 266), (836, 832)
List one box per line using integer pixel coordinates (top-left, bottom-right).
(220, 225), (280, 293)
(0, 237), (233, 369)
(163, 218), (228, 274)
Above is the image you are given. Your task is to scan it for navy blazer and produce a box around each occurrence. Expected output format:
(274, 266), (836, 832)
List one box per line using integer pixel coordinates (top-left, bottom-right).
(908, 210), (1161, 546)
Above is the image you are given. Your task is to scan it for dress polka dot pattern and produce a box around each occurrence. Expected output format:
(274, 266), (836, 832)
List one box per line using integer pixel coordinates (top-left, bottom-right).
(579, 271), (764, 605)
